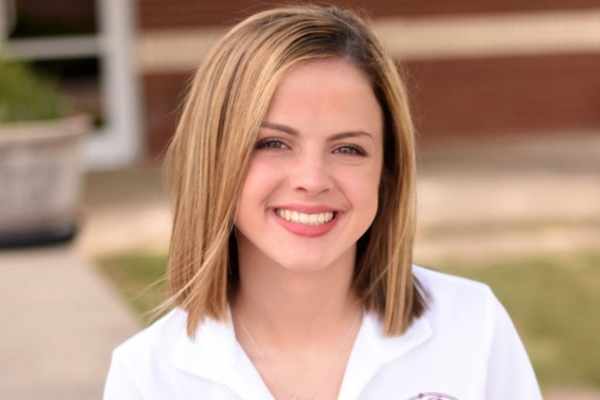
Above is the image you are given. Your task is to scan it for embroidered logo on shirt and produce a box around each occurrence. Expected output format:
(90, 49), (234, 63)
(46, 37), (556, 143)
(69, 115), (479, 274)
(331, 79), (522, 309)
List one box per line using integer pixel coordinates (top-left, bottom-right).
(407, 393), (459, 400)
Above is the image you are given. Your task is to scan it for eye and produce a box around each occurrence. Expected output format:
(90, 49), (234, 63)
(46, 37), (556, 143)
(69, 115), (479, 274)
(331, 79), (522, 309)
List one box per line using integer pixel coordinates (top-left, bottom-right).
(255, 138), (290, 150)
(333, 145), (367, 156)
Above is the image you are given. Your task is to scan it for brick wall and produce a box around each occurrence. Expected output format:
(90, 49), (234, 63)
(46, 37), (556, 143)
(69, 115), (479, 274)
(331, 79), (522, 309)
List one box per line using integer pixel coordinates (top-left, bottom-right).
(137, 0), (600, 30)
(142, 53), (600, 157)
(407, 53), (600, 140)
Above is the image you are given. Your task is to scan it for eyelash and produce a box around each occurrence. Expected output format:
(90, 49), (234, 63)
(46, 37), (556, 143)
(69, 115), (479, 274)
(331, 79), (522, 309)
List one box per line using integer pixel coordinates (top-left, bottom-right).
(255, 138), (367, 156)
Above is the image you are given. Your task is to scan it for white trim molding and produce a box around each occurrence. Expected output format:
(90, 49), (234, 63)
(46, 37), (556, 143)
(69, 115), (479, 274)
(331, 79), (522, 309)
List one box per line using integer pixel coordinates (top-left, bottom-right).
(2, 36), (100, 59)
(377, 10), (600, 60)
(138, 9), (600, 73)
(137, 27), (224, 73)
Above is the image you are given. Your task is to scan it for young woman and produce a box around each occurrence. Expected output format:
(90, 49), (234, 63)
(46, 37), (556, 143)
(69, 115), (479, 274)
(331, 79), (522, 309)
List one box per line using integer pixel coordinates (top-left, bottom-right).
(104, 5), (542, 400)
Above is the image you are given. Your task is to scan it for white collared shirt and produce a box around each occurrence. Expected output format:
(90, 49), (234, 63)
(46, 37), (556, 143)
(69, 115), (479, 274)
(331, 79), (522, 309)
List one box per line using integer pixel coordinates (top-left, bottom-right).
(103, 266), (542, 400)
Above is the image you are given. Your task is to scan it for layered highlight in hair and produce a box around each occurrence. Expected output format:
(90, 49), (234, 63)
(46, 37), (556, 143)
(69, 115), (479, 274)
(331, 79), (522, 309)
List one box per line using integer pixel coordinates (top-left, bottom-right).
(161, 4), (428, 337)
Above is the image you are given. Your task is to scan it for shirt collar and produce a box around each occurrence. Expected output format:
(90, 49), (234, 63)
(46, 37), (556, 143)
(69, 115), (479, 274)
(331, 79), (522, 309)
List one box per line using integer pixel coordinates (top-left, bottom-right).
(171, 307), (432, 399)
(337, 311), (432, 399)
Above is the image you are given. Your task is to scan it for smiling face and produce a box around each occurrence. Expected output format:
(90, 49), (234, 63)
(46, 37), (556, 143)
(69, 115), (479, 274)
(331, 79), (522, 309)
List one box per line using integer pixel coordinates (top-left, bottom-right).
(233, 57), (384, 273)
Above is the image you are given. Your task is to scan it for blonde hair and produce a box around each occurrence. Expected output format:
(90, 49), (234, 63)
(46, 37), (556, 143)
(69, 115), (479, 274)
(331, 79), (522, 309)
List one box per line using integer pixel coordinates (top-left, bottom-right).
(162, 4), (428, 337)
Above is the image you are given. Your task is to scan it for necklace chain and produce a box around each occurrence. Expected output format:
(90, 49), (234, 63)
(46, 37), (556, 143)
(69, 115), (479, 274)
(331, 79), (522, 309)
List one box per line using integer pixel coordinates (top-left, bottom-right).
(237, 310), (363, 400)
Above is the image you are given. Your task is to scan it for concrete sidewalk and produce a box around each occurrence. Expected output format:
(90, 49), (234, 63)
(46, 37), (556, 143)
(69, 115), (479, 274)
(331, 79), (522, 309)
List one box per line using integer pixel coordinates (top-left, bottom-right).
(0, 245), (139, 399)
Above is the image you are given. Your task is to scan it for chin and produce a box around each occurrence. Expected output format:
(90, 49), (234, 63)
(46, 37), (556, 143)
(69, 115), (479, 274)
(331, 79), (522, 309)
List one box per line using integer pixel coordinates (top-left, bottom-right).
(271, 256), (328, 272)
(273, 252), (342, 274)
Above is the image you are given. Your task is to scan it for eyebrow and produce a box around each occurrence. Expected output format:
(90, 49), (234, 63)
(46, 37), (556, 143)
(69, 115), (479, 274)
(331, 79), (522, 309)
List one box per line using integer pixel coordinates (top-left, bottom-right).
(260, 121), (374, 142)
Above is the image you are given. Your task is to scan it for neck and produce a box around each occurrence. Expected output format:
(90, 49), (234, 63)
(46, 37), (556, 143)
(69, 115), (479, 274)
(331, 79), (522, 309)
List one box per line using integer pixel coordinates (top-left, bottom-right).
(231, 241), (362, 352)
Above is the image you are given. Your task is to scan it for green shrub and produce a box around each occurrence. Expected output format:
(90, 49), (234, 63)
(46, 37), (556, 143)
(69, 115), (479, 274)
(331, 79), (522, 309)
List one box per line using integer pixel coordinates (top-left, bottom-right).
(0, 58), (71, 123)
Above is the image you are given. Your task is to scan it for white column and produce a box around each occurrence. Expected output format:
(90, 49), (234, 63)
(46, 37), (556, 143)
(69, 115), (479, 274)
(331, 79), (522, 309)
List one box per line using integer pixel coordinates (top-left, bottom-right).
(84, 0), (142, 170)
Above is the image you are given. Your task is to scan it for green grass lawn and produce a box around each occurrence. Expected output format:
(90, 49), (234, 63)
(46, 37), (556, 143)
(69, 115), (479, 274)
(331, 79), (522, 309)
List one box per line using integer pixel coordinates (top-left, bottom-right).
(96, 250), (600, 390)
(96, 251), (169, 323)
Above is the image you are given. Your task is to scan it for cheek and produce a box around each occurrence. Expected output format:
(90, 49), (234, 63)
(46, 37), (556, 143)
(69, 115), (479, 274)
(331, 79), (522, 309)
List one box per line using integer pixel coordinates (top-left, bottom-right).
(359, 177), (381, 216)
(237, 160), (282, 213)
(339, 164), (381, 214)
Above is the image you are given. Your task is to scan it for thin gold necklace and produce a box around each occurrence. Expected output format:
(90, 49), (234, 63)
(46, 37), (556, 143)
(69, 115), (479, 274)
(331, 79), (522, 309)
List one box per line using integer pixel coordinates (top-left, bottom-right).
(237, 309), (363, 400)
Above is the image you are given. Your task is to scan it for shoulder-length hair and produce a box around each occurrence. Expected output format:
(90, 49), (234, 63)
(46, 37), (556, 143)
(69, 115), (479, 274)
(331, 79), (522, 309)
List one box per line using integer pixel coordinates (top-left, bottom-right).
(162, 4), (428, 337)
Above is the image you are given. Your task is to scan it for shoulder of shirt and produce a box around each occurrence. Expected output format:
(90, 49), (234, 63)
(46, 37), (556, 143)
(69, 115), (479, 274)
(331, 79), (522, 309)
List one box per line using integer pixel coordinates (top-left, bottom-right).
(111, 307), (188, 364)
(412, 264), (499, 328)
(413, 264), (494, 298)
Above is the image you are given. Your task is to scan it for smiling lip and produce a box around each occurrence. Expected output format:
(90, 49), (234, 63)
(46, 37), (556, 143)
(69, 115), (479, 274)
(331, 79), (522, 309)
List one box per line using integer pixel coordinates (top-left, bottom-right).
(271, 204), (341, 238)
(271, 204), (340, 213)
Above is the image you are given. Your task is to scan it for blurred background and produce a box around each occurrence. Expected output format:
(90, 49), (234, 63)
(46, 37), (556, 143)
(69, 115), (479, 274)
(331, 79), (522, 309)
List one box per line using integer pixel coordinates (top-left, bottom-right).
(0, 0), (599, 399)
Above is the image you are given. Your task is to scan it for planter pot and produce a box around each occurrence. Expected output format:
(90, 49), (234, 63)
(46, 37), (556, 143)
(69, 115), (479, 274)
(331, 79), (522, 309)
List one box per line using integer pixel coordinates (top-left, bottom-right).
(0, 115), (89, 248)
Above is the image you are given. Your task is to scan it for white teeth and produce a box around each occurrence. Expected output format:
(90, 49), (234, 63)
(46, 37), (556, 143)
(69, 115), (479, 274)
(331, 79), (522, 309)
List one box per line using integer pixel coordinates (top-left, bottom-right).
(275, 209), (335, 225)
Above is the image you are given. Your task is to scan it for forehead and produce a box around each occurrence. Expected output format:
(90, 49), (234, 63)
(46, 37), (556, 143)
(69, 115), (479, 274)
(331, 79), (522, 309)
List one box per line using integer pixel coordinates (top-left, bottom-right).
(265, 58), (383, 136)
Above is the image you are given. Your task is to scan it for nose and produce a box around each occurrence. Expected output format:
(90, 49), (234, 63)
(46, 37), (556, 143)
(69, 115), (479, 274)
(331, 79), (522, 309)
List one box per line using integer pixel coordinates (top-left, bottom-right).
(290, 152), (332, 196)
